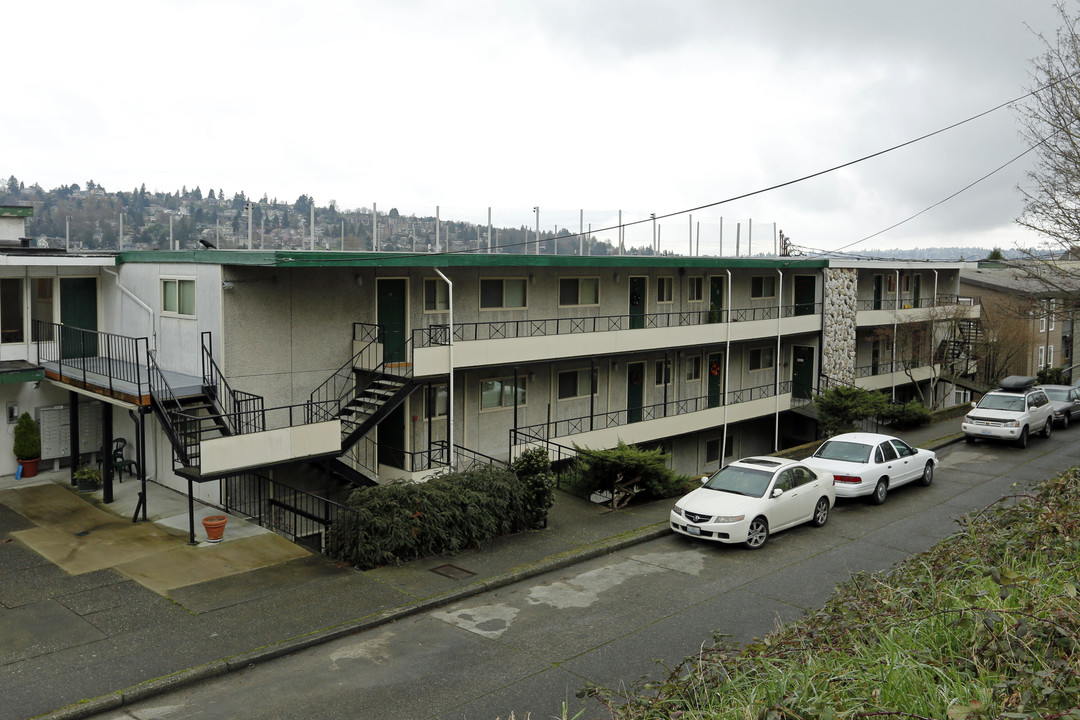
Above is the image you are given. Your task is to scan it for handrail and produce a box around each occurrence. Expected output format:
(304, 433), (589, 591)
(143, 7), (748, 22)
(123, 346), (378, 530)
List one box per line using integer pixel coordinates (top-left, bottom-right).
(34, 321), (150, 402)
(201, 331), (265, 435)
(512, 381), (791, 443)
(308, 325), (384, 423)
(147, 350), (197, 465)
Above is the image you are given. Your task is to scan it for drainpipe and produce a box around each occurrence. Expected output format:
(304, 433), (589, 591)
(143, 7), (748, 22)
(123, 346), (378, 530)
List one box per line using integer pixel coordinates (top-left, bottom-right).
(722, 269), (732, 466)
(775, 268), (783, 452)
(892, 269), (899, 401)
(103, 267), (156, 350)
(434, 268), (453, 468)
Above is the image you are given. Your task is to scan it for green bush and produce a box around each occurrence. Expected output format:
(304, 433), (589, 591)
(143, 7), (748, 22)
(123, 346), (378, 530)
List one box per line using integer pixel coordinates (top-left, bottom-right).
(13, 412), (40, 461)
(814, 386), (887, 436)
(328, 465), (530, 569)
(1037, 366), (1068, 385)
(569, 441), (692, 502)
(880, 399), (931, 429)
(510, 447), (556, 529)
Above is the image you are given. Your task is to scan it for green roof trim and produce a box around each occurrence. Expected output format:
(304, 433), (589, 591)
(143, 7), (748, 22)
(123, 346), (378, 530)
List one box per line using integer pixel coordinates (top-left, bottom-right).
(116, 249), (828, 270)
(0, 367), (44, 385)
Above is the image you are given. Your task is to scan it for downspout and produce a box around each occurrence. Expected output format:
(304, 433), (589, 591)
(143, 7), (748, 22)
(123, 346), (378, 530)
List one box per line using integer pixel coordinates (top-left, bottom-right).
(892, 269), (899, 401)
(775, 268), (783, 452)
(103, 267), (156, 350)
(722, 269), (732, 466)
(434, 268), (453, 468)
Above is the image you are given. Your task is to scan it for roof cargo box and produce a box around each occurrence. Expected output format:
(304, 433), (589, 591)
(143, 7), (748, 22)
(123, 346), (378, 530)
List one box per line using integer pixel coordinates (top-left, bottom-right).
(998, 375), (1036, 391)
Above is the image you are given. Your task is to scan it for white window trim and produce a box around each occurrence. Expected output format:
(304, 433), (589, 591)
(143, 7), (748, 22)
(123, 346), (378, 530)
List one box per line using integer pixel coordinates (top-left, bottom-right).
(1048, 345), (1055, 368)
(557, 277), (600, 308)
(556, 368), (597, 400)
(749, 346), (775, 371)
(479, 277), (528, 311)
(1038, 345), (1046, 369)
(656, 276), (674, 304)
(751, 275), (777, 299)
(423, 278), (449, 314)
(686, 355), (702, 382)
(654, 359), (672, 386)
(479, 376), (527, 411)
(1050, 300), (1056, 330)
(687, 277), (704, 303)
(161, 276), (197, 319)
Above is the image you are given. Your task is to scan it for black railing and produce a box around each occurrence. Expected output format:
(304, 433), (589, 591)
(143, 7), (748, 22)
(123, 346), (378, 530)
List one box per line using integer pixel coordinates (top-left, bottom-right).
(201, 332), (265, 435)
(410, 304), (822, 349)
(309, 323), (415, 424)
(431, 441), (508, 471)
(513, 381), (792, 443)
(224, 471), (359, 558)
(147, 350), (199, 466)
(34, 321), (150, 401)
(857, 294), (981, 312)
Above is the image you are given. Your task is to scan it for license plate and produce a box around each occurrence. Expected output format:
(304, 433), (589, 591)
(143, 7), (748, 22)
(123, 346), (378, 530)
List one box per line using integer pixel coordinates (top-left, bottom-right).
(981, 429), (993, 435)
(686, 525), (701, 536)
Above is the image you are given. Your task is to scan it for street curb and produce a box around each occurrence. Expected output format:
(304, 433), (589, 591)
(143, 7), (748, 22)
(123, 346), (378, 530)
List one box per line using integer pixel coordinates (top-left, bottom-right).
(35, 522), (672, 720)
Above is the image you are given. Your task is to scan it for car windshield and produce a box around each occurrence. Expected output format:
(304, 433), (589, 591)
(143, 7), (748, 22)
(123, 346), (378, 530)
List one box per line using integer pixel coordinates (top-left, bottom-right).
(978, 395), (1025, 412)
(702, 465), (774, 497)
(814, 440), (872, 463)
(1044, 389), (1069, 402)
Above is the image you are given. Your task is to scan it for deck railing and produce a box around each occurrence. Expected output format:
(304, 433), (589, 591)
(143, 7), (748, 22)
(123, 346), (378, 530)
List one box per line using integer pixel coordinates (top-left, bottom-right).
(34, 321), (150, 402)
(200, 331), (265, 435)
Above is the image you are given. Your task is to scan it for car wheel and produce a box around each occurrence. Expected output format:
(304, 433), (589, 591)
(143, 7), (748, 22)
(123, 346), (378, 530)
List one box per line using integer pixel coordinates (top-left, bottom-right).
(1042, 418), (1053, 439)
(920, 461), (934, 487)
(965, 435), (975, 445)
(1015, 427), (1028, 449)
(1062, 413), (1070, 430)
(811, 497), (830, 527)
(744, 517), (769, 549)
(871, 479), (888, 505)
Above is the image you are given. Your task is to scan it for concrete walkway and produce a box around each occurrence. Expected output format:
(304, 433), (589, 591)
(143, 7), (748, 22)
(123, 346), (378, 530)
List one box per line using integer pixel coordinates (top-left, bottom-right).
(0, 420), (965, 720)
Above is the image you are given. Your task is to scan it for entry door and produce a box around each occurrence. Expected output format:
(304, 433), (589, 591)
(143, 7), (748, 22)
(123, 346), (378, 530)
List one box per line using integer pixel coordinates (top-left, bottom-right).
(872, 275), (884, 311)
(628, 277), (646, 330)
(377, 279), (407, 364)
(707, 352), (724, 408)
(912, 275), (921, 307)
(871, 340), (881, 375)
(627, 361), (645, 423)
(709, 276), (725, 321)
(793, 276), (815, 316)
(792, 346), (814, 399)
(59, 277), (98, 359)
(378, 404), (406, 469)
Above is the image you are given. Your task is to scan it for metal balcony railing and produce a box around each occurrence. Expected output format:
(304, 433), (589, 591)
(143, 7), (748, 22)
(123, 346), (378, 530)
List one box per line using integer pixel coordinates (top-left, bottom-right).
(34, 321), (150, 402)
(201, 331), (265, 435)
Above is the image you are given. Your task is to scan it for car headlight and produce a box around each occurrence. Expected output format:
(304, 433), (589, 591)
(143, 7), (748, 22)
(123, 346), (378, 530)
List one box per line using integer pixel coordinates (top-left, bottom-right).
(964, 415), (973, 423)
(713, 515), (745, 523)
(1005, 420), (1020, 427)
(672, 506), (684, 518)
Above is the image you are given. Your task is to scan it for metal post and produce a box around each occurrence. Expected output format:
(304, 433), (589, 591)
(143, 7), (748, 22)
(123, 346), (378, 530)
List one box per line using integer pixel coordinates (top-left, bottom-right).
(102, 402), (114, 503)
(373, 202), (378, 251)
(68, 391), (79, 486)
(534, 206), (540, 255)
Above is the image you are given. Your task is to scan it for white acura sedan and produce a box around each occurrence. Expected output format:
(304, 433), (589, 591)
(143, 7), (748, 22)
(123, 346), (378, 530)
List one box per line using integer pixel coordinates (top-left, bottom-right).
(670, 457), (835, 549)
(801, 432), (937, 505)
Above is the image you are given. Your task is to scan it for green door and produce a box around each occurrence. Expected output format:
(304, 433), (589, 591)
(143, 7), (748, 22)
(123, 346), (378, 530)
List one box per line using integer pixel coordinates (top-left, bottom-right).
(627, 361), (644, 423)
(59, 277), (98, 359)
(707, 352), (724, 408)
(709, 276), (725, 321)
(793, 276), (815, 316)
(378, 404), (406, 469)
(377, 279), (407, 364)
(628, 277), (646, 330)
(792, 346), (814, 399)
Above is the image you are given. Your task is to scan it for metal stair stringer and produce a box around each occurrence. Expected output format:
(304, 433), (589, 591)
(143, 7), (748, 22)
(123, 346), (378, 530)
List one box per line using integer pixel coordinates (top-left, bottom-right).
(340, 375), (420, 452)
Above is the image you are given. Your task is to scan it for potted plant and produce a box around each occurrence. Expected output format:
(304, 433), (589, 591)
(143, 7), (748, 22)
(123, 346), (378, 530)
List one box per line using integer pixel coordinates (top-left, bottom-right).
(13, 412), (41, 478)
(74, 465), (101, 492)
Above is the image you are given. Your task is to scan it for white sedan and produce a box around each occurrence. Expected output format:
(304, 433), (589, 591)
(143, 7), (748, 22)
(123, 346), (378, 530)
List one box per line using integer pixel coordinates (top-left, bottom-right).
(801, 432), (937, 505)
(670, 456), (835, 549)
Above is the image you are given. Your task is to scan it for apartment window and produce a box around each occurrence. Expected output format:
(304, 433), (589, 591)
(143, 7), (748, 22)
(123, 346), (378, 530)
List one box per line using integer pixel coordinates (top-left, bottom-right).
(557, 368), (597, 400)
(751, 276), (776, 299)
(1038, 345), (1046, 369)
(424, 279), (449, 312)
(426, 383), (448, 418)
(954, 389), (971, 405)
(162, 278), (196, 317)
(686, 355), (702, 381)
(0, 278), (23, 343)
(688, 277), (703, 302)
(480, 278), (527, 309)
(656, 277), (674, 303)
(1040, 311), (1047, 333)
(1048, 345), (1055, 368)
(559, 278), (599, 307)
(30, 278), (53, 341)
(654, 359), (672, 385)
(705, 436), (735, 464)
(749, 346), (775, 371)
(1050, 300), (1056, 330)
(480, 377), (527, 410)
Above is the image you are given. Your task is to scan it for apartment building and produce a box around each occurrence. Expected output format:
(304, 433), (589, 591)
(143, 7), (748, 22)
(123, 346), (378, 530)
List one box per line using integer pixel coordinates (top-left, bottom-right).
(0, 210), (979, 547)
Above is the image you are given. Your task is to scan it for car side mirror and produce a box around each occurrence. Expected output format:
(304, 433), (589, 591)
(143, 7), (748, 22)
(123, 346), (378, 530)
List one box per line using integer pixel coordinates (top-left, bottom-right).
(699, 476), (709, 485)
(970, 401), (977, 408)
(771, 487), (784, 498)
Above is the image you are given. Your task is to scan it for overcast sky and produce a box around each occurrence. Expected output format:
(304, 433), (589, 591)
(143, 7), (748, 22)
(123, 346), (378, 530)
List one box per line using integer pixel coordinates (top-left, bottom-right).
(3, 1), (1069, 256)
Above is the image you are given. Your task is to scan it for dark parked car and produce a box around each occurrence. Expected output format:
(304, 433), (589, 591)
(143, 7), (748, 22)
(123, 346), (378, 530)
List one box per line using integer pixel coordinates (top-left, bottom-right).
(1041, 384), (1080, 428)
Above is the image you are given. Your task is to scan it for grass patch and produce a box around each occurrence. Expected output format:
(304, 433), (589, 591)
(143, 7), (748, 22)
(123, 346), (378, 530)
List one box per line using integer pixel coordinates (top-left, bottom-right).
(582, 467), (1080, 719)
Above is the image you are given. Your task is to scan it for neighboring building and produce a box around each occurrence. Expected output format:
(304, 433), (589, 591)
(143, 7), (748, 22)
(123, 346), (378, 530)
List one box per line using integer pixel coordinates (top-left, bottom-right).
(960, 263), (1080, 383)
(1, 204), (33, 245)
(0, 233), (980, 551)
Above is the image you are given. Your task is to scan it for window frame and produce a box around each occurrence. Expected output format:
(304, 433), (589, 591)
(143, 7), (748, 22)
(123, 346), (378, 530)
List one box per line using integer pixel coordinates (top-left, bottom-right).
(748, 346), (775, 371)
(686, 355), (702, 382)
(479, 277), (528, 311)
(687, 276), (704, 303)
(1038, 345), (1046, 369)
(750, 275), (776, 299)
(161, 277), (197, 318)
(556, 368), (598, 400)
(423, 278), (449, 313)
(479, 376), (527, 411)
(0, 277), (24, 344)
(426, 383), (449, 418)
(656, 276), (674, 304)
(558, 277), (600, 307)
(654, 359), (672, 386)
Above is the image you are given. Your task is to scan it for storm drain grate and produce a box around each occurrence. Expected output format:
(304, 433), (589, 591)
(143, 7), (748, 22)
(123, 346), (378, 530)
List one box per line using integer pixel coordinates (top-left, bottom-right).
(430, 564), (475, 580)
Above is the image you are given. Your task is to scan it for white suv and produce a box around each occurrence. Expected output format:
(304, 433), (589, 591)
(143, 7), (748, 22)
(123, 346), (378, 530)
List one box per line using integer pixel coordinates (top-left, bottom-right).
(963, 376), (1054, 449)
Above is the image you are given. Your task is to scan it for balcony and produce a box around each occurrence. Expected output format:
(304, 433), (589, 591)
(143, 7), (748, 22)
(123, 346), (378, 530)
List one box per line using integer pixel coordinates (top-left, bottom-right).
(409, 303), (822, 375)
(854, 361), (940, 391)
(856, 294), (980, 327)
(511, 380), (792, 456)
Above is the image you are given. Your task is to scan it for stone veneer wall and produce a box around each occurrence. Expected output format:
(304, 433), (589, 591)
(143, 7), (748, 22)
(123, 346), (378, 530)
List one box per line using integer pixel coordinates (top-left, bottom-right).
(823, 268), (857, 384)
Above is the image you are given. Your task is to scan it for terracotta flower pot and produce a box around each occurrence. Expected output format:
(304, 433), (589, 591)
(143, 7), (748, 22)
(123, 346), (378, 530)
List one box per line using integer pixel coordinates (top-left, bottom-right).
(18, 459), (39, 478)
(202, 515), (228, 543)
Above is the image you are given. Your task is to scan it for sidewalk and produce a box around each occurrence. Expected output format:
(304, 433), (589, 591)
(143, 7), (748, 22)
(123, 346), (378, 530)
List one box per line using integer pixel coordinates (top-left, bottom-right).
(0, 419), (964, 720)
